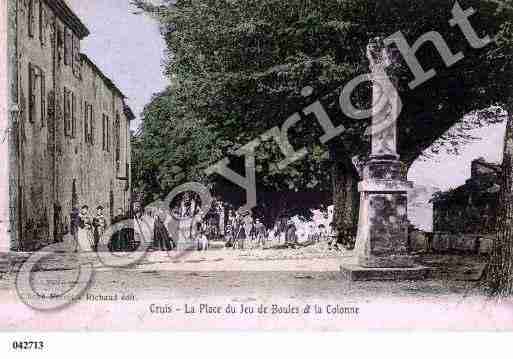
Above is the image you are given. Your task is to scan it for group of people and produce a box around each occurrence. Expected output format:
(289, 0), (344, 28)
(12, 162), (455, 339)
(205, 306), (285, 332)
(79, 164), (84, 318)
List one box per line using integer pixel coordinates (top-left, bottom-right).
(74, 203), (349, 253)
(222, 211), (345, 251)
(68, 205), (128, 252)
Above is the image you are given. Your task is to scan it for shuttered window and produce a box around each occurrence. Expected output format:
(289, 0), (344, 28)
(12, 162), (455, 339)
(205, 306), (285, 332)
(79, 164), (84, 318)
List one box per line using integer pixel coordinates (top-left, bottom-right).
(88, 104), (95, 145)
(107, 115), (110, 152)
(39, 0), (45, 46)
(28, 63), (37, 123)
(71, 92), (76, 138)
(115, 114), (121, 163)
(84, 102), (89, 142)
(64, 88), (71, 136)
(72, 35), (81, 78)
(64, 28), (71, 66)
(40, 70), (45, 127)
(28, 0), (35, 38)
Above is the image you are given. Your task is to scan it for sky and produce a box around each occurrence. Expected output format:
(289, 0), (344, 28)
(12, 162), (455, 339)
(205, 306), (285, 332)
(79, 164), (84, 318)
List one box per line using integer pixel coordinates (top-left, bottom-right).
(67, 0), (169, 129)
(65, 1), (507, 192)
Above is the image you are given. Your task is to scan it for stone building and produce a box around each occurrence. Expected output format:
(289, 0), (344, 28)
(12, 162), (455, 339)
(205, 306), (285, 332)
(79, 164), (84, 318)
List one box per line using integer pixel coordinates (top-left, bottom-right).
(0, 0), (133, 251)
(432, 157), (501, 235)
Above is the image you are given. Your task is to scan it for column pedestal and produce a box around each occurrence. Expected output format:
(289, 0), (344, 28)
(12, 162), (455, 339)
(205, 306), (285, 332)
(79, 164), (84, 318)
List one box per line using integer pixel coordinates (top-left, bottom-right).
(340, 157), (428, 280)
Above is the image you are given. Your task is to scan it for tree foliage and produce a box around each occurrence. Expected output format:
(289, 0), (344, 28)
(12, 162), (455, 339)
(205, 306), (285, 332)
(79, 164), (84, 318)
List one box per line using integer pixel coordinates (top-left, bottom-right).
(132, 0), (513, 226)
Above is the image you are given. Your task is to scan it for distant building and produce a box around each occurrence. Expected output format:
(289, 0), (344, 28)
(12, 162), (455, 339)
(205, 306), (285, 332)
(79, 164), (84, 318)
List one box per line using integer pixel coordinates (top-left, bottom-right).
(0, 0), (134, 251)
(432, 157), (501, 234)
(408, 185), (440, 232)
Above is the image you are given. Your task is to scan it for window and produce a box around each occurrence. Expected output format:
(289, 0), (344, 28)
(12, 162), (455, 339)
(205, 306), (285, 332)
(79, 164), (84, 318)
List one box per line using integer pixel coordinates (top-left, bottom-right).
(84, 102), (89, 142)
(72, 34), (81, 78)
(28, 63), (37, 123)
(115, 113), (121, 164)
(71, 92), (76, 138)
(63, 88), (71, 136)
(57, 26), (64, 64)
(71, 34), (75, 70)
(90, 105), (95, 144)
(39, 0), (45, 46)
(40, 70), (45, 127)
(28, 64), (45, 125)
(28, 0), (35, 38)
(107, 115), (110, 151)
(84, 102), (94, 145)
(102, 114), (110, 151)
(64, 28), (71, 66)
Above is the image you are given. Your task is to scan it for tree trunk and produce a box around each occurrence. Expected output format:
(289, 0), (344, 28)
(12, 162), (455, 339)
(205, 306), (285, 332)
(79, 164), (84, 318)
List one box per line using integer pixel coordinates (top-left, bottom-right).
(332, 155), (360, 247)
(488, 106), (513, 296)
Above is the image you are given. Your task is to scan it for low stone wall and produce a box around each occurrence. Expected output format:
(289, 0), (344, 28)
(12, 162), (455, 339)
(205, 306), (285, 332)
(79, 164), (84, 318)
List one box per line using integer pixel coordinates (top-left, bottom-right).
(409, 231), (493, 254)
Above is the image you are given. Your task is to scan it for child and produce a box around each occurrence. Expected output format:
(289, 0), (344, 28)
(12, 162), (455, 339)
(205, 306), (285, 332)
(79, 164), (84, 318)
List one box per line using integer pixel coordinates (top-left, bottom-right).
(198, 224), (209, 251)
(328, 222), (338, 251)
(285, 223), (299, 249)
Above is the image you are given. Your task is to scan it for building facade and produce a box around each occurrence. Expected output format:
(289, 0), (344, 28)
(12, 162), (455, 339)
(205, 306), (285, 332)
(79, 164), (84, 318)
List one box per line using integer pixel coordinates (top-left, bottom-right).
(432, 157), (500, 235)
(0, 0), (133, 251)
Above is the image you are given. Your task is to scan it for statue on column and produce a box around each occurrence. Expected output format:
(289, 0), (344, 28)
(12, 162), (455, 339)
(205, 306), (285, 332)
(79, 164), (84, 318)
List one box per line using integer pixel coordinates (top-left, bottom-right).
(341, 38), (425, 279)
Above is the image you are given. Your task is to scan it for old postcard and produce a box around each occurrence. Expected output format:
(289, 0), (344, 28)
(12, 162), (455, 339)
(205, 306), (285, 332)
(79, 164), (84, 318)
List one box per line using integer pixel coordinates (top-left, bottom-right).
(1, 0), (513, 338)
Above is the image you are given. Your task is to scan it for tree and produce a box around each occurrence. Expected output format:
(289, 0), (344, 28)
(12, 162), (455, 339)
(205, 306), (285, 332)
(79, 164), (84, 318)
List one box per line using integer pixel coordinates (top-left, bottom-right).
(132, 0), (513, 237)
(489, 104), (513, 296)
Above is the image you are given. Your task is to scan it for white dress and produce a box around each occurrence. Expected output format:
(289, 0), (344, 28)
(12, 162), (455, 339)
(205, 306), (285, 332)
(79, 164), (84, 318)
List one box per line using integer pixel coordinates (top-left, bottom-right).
(77, 216), (94, 252)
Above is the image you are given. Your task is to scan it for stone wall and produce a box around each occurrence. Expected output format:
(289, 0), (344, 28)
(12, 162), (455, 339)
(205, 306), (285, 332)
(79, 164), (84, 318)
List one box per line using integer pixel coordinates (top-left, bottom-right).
(10, 0), (132, 250)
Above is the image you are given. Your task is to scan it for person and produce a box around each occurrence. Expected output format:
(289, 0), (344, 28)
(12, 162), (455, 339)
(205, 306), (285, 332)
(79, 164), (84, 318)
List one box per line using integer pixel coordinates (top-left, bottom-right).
(234, 211), (249, 250)
(254, 219), (266, 249)
(77, 205), (93, 252)
(92, 206), (107, 252)
(318, 224), (327, 242)
(162, 209), (177, 250)
(311, 224), (320, 243)
(285, 223), (299, 249)
(111, 208), (126, 251)
(138, 207), (155, 247)
(153, 209), (172, 251)
(328, 222), (338, 251)
(70, 207), (81, 252)
(198, 223), (209, 251)
(225, 222), (234, 248)
(307, 224), (314, 243)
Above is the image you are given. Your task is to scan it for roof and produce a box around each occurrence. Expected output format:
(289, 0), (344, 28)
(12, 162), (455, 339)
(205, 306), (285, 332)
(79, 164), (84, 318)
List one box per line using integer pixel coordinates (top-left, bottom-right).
(123, 104), (136, 121)
(81, 54), (135, 121)
(81, 53), (126, 99)
(45, 0), (90, 39)
(472, 157), (502, 174)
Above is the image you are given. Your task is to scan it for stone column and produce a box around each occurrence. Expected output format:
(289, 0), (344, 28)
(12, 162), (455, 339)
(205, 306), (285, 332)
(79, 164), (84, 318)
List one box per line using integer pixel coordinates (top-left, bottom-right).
(341, 38), (426, 280)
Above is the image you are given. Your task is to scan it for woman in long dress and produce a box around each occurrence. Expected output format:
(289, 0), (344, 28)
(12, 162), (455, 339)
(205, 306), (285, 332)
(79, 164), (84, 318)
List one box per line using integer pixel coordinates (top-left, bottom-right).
(77, 205), (94, 252)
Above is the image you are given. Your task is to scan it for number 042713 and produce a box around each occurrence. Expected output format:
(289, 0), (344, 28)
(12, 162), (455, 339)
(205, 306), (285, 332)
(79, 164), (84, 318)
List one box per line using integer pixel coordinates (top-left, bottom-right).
(11, 341), (45, 350)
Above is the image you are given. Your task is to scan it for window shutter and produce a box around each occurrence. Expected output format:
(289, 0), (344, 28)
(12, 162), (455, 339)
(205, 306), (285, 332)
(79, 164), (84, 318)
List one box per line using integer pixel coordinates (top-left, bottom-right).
(84, 102), (88, 143)
(28, 0), (34, 38)
(71, 92), (76, 138)
(63, 88), (67, 135)
(102, 114), (105, 150)
(105, 116), (110, 152)
(28, 63), (37, 124)
(64, 29), (70, 66)
(28, 63), (33, 123)
(39, 0), (44, 46)
(71, 34), (75, 73)
(90, 106), (95, 145)
(115, 115), (120, 162)
(64, 88), (70, 136)
(40, 70), (45, 127)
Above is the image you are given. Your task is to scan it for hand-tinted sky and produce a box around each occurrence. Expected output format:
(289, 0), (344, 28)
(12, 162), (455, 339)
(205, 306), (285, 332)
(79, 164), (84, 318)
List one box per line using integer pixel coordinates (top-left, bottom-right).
(65, 1), (506, 192)
(67, 0), (168, 129)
